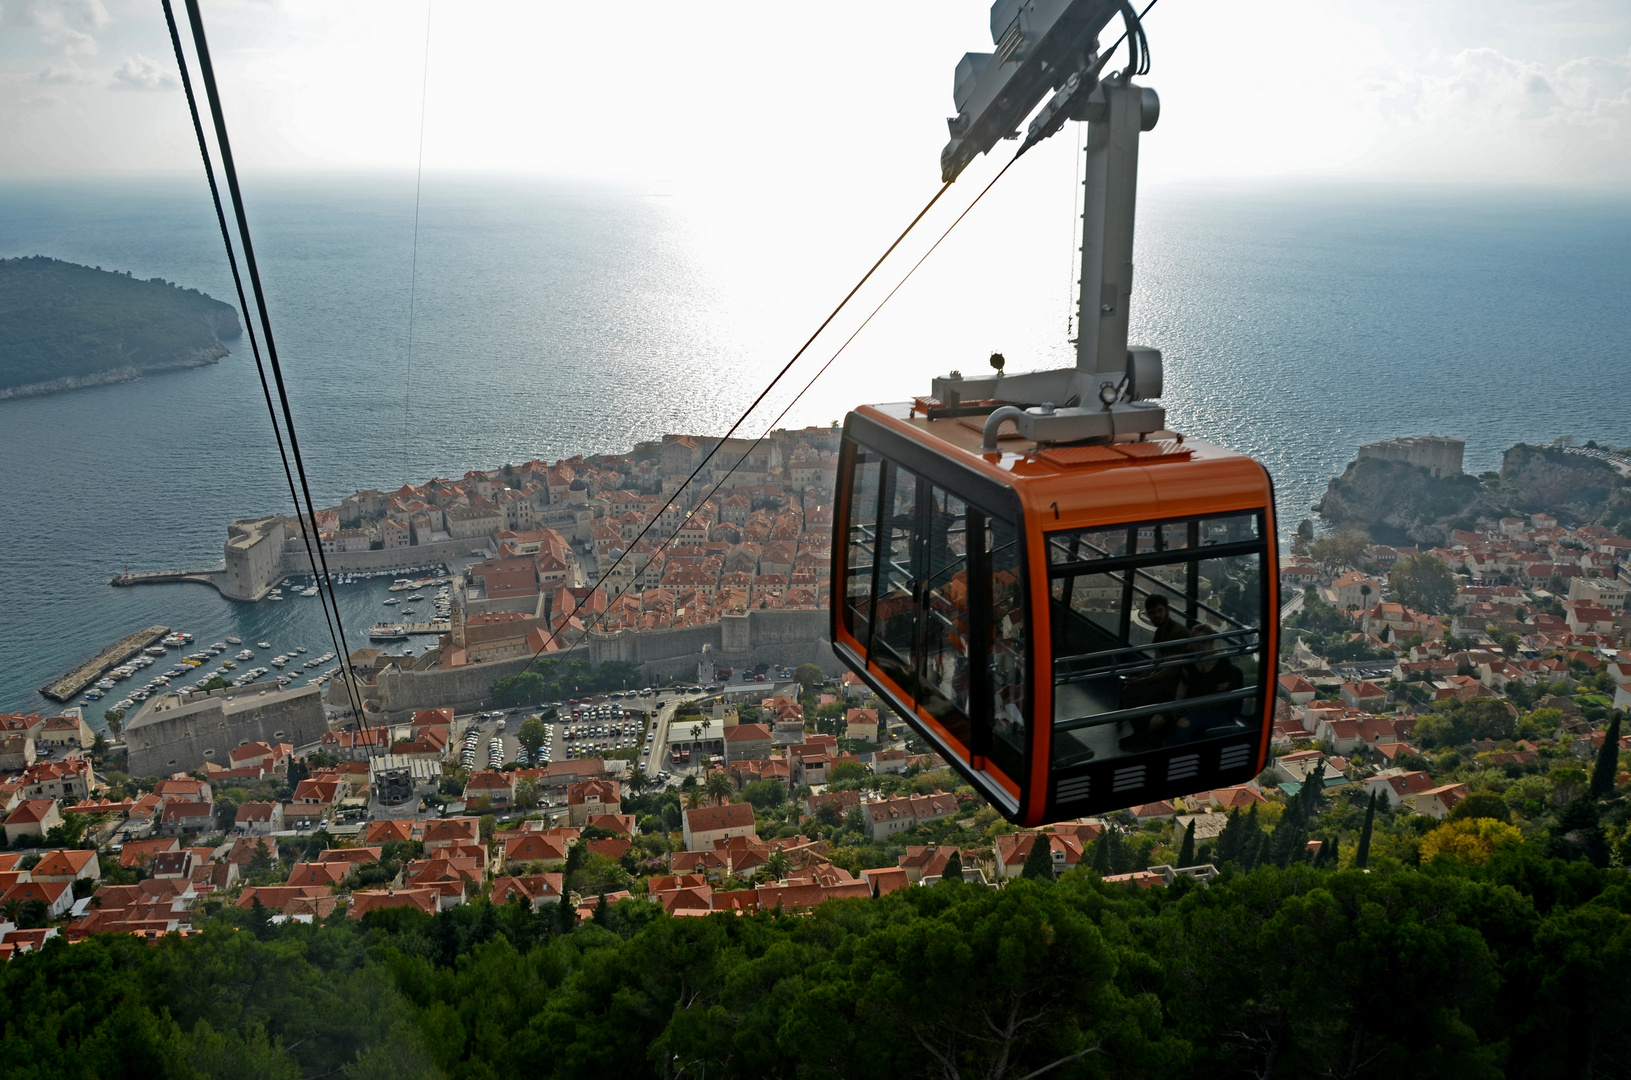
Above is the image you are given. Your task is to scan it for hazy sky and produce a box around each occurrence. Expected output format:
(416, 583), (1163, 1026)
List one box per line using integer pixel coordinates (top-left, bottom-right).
(3, 0), (1630, 190)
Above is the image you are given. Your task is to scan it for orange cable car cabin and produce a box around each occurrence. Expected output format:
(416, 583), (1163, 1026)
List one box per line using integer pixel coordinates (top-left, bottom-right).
(831, 402), (1278, 826)
(828, 4), (1281, 824)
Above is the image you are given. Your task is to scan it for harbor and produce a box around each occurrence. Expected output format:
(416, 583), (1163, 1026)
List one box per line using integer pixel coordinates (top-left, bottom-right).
(38, 624), (170, 702)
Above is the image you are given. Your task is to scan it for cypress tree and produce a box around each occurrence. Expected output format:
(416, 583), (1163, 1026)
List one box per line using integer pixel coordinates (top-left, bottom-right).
(1091, 832), (1112, 875)
(1590, 712), (1623, 798)
(592, 891), (610, 927)
(1239, 804), (1263, 870)
(941, 849), (963, 885)
(556, 893), (577, 934)
(1177, 819), (1196, 867)
(1326, 835), (1340, 868)
(1022, 834), (1055, 880)
(1215, 808), (1241, 864)
(1355, 790), (1377, 869)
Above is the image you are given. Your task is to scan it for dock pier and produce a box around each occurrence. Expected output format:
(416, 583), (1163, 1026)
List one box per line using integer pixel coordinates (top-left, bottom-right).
(111, 567), (227, 593)
(40, 625), (170, 702)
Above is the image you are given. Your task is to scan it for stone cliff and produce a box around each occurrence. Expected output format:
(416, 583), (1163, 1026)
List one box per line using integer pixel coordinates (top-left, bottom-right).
(1313, 457), (1486, 545)
(1494, 444), (1624, 523)
(1314, 441), (1630, 543)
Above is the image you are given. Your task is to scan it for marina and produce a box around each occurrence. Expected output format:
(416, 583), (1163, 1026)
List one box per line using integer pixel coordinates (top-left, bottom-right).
(38, 624), (170, 702)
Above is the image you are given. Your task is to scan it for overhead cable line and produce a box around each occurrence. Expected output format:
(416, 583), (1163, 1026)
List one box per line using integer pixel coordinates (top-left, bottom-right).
(517, 151), (1025, 673)
(511, 4), (1168, 673)
(163, 0), (367, 718)
(499, 175), (957, 680)
(403, 0), (433, 472)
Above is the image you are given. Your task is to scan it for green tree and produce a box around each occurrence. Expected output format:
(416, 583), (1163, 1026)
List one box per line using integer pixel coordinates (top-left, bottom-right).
(793, 663), (825, 693)
(517, 716), (548, 762)
(1355, 790), (1377, 868)
(1546, 797), (1610, 866)
(1311, 531), (1369, 576)
(1176, 819), (1196, 867)
(513, 779), (540, 811)
(939, 849), (962, 885)
(828, 760), (870, 786)
(704, 771), (734, 807)
(1590, 711), (1622, 798)
(1023, 834), (1056, 880)
(593, 892), (610, 927)
(214, 798), (239, 833)
(1389, 552), (1460, 614)
(1449, 792), (1512, 822)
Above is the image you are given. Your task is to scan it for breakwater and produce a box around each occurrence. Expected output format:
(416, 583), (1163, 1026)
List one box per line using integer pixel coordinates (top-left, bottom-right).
(40, 624), (169, 702)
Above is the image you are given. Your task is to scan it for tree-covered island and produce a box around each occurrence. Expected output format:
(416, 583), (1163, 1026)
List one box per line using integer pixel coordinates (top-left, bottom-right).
(0, 256), (241, 400)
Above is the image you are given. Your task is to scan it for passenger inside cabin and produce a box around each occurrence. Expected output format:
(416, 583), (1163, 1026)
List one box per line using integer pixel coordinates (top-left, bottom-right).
(1168, 624), (1246, 742)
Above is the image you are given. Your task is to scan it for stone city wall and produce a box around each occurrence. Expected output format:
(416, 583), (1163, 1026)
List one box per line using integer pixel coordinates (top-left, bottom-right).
(363, 608), (840, 722)
(279, 537), (492, 576)
(125, 684), (327, 778)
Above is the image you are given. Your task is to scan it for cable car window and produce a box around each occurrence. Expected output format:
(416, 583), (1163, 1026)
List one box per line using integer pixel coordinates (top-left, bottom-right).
(920, 486), (971, 725)
(1048, 511), (1266, 769)
(872, 461), (921, 690)
(987, 515), (1027, 777)
(843, 448), (882, 648)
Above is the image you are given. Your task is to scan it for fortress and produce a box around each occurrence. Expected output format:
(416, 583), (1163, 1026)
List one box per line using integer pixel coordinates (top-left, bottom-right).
(1356, 435), (1464, 478)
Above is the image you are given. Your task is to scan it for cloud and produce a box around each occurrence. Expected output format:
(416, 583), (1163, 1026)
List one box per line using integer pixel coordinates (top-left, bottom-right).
(29, 0), (108, 54)
(43, 24), (95, 54)
(1362, 46), (1631, 178)
(19, 92), (63, 108)
(36, 63), (85, 84)
(29, 0), (108, 30)
(109, 54), (178, 92)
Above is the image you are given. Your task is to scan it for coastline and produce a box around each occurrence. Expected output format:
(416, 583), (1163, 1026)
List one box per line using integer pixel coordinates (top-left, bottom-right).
(0, 347), (227, 402)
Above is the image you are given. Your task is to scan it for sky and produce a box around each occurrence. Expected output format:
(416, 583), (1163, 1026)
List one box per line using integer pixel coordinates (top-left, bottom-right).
(2, 0), (1630, 192)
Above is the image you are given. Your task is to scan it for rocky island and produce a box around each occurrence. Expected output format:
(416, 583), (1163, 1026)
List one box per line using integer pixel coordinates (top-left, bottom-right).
(1314, 434), (1631, 544)
(0, 256), (241, 400)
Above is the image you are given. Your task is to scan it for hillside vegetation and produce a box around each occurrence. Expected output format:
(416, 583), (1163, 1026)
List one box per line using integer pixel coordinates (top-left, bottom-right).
(2, 844), (1626, 1079)
(0, 256), (240, 397)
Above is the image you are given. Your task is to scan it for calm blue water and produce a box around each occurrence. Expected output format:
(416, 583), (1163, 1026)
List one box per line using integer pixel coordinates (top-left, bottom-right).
(2, 173), (1629, 723)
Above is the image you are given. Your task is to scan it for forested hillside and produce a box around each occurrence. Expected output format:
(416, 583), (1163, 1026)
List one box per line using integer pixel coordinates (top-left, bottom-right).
(2, 848), (1626, 1080)
(0, 257), (240, 396)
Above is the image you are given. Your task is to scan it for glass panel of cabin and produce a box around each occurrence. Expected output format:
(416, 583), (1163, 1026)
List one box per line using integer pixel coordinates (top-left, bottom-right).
(843, 447), (882, 648)
(1047, 511), (1267, 768)
(919, 485), (971, 743)
(871, 462), (921, 691)
(986, 514), (1027, 778)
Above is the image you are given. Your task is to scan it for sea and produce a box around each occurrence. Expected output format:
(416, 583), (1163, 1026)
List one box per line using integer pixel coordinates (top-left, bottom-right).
(2, 169), (1629, 726)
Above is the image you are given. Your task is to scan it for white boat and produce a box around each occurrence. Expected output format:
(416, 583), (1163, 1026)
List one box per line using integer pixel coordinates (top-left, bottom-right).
(257, 642), (272, 649)
(382, 597), (400, 605)
(236, 650), (254, 660)
(300, 586), (319, 597)
(144, 645), (168, 657)
(296, 646), (308, 653)
(269, 595), (285, 601)
(226, 636), (242, 645)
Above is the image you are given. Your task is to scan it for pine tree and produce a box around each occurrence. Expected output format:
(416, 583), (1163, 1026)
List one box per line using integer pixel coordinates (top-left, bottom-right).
(940, 849), (963, 885)
(1176, 819), (1196, 868)
(1591, 712), (1623, 798)
(1022, 834), (1055, 880)
(1355, 790), (1377, 869)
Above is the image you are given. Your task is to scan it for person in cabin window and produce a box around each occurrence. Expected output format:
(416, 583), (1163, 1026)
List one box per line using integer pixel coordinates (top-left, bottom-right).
(1169, 623), (1246, 742)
